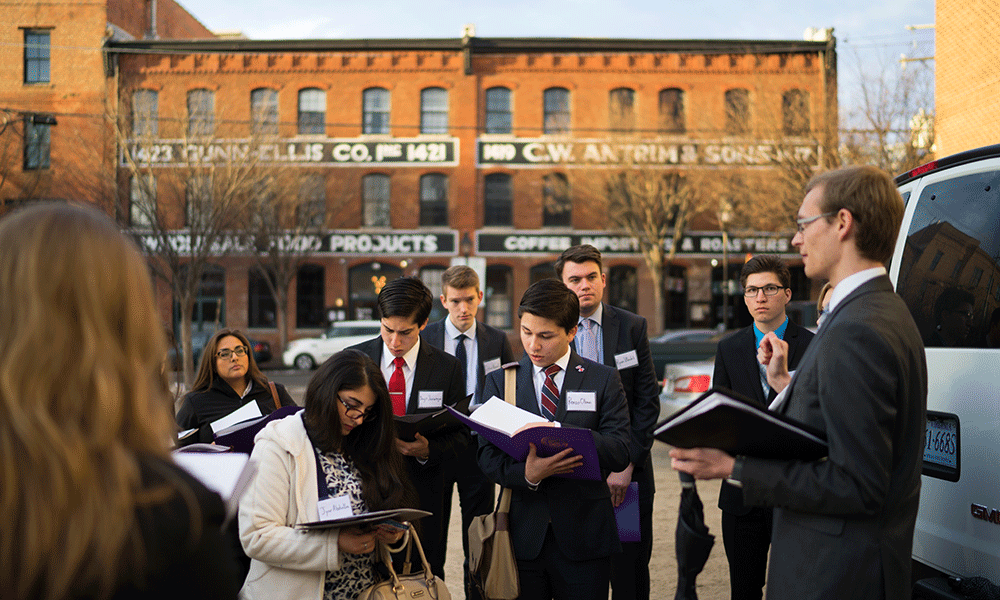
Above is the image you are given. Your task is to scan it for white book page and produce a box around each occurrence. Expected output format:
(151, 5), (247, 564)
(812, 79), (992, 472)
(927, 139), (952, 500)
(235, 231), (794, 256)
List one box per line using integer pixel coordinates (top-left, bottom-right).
(470, 396), (547, 436)
(209, 401), (263, 434)
(172, 453), (258, 523)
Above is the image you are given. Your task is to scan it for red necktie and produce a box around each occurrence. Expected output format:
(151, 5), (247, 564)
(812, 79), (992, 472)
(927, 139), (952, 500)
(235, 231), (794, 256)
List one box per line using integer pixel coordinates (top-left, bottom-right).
(389, 357), (407, 416)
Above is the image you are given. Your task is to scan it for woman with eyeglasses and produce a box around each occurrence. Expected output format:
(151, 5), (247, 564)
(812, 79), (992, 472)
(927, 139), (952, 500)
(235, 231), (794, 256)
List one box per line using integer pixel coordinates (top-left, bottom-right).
(0, 204), (239, 599)
(176, 328), (295, 445)
(239, 349), (417, 600)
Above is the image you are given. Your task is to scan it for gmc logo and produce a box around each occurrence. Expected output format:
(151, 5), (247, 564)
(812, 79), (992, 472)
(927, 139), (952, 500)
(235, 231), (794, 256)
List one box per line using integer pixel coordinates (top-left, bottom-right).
(970, 504), (1000, 524)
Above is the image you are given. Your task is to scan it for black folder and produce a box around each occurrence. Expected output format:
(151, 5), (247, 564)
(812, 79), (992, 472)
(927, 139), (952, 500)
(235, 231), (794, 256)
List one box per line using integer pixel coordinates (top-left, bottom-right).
(393, 395), (472, 441)
(654, 386), (828, 460)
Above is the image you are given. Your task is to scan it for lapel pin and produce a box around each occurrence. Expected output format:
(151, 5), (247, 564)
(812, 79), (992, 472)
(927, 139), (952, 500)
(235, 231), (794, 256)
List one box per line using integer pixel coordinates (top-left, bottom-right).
(576, 365), (585, 372)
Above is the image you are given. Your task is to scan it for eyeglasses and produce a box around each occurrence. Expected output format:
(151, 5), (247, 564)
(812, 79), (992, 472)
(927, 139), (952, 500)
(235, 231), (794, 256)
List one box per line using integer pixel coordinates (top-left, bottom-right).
(338, 395), (374, 420)
(743, 285), (787, 297)
(216, 346), (248, 360)
(795, 212), (834, 233)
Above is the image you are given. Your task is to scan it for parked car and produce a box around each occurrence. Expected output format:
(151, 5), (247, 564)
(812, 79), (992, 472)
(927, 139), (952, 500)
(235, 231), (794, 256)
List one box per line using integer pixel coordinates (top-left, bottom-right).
(648, 328), (732, 380)
(659, 358), (714, 420)
(283, 320), (382, 370)
(168, 329), (272, 370)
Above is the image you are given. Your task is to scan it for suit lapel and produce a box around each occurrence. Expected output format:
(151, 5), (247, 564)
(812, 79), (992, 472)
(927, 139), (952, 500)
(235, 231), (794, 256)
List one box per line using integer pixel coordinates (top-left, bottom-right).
(409, 341), (434, 412)
(600, 303), (620, 367)
(516, 356), (539, 415)
(560, 351), (588, 420)
(734, 327), (766, 405)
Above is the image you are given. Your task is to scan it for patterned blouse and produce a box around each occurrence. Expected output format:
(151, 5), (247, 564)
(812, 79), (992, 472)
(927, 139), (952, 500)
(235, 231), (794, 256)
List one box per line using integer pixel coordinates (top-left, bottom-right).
(316, 448), (376, 600)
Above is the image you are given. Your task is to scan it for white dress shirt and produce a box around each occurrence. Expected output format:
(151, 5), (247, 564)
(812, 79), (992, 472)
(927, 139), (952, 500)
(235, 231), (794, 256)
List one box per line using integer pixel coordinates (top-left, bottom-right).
(381, 337), (421, 404)
(531, 349), (571, 417)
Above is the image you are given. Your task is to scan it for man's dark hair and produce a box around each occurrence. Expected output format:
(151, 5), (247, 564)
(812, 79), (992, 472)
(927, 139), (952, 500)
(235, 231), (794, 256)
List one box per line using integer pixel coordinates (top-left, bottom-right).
(740, 254), (791, 289)
(554, 244), (603, 279)
(518, 279), (579, 333)
(377, 277), (432, 325)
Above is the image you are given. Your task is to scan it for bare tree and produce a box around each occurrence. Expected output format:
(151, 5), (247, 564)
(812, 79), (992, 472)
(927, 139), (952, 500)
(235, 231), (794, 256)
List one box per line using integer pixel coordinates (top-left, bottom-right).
(116, 106), (260, 389)
(840, 47), (935, 174)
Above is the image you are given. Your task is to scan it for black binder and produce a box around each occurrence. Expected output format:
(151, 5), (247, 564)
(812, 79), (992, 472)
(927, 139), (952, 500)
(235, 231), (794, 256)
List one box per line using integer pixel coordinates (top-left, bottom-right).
(393, 395), (472, 441)
(654, 386), (828, 460)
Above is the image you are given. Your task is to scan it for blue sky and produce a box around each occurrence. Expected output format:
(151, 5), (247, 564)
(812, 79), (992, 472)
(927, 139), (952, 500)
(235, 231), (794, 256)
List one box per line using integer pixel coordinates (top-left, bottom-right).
(176, 0), (936, 115)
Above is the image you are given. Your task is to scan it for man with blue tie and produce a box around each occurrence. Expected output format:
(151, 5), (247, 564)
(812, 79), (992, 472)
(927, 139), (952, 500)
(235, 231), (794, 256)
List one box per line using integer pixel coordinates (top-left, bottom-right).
(421, 265), (514, 600)
(556, 244), (660, 600)
(477, 279), (631, 600)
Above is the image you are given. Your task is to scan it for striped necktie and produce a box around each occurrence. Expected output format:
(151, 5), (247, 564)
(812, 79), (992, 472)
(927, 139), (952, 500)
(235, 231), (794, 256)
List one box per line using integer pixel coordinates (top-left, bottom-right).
(540, 364), (560, 421)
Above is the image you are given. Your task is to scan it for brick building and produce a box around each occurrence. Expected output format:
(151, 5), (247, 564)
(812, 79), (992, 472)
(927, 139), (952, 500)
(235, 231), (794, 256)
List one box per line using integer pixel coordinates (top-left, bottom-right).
(4, 3), (838, 354)
(935, 0), (1000, 156)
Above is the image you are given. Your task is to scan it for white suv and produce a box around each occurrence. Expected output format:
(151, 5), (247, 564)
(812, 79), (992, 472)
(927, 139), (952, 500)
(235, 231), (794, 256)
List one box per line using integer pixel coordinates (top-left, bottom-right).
(893, 145), (1000, 597)
(282, 320), (381, 370)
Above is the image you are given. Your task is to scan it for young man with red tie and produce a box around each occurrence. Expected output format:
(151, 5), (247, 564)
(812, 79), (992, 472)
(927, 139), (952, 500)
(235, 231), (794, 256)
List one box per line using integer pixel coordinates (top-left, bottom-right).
(349, 276), (468, 578)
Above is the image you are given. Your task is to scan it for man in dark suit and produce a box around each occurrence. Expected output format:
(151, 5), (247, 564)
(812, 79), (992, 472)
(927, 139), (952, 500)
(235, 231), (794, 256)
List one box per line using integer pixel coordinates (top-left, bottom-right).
(348, 276), (469, 579)
(422, 265), (514, 600)
(555, 244), (660, 600)
(712, 254), (814, 600)
(478, 279), (631, 600)
(672, 165), (927, 600)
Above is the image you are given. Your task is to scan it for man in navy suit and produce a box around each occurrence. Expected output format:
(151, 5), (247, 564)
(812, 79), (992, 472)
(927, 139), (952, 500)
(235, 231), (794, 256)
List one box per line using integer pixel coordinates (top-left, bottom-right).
(348, 276), (468, 579)
(672, 165), (927, 600)
(555, 244), (660, 600)
(712, 254), (814, 600)
(421, 265), (514, 600)
(478, 279), (631, 600)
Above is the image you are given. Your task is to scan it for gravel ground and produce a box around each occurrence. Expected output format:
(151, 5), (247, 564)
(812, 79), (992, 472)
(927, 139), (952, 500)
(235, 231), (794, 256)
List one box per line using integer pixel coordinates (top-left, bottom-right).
(441, 442), (732, 600)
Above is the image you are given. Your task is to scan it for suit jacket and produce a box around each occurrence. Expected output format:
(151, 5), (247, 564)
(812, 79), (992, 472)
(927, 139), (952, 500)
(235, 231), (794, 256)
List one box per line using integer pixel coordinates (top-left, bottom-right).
(421, 317), (515, 404)
(739, 275), (927, 600)
(591, 303), (661, 498)
(714, 320), (814, 515)
(477, 351), (631, 562)
(348, 337), (470, 465)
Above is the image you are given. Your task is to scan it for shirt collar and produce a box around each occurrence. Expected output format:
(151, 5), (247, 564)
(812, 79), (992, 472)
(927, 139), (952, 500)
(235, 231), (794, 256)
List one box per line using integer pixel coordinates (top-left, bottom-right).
(382, 337), (421, 371)
(753, 316), (789, 347)
(532, 348), (572, 378)
(579, 302), (604, 328)
(444, 317), (476, 341)
(828, 266), (887, 314)
(240, 380), (253, 398)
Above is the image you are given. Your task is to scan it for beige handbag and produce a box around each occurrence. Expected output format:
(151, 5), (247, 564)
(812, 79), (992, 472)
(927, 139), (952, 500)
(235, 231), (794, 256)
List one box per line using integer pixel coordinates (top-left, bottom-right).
(358, 523), (450, 600)
(467, 366), (520, 600)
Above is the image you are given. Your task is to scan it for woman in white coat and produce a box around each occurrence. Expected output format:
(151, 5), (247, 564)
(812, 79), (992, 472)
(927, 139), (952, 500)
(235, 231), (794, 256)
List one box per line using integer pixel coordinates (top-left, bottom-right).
(239, 349), (418, 600)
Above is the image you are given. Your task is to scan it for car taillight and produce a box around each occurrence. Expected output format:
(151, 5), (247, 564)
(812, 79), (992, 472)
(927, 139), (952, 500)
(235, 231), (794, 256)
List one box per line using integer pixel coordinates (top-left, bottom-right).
(674, 375), (711, 393)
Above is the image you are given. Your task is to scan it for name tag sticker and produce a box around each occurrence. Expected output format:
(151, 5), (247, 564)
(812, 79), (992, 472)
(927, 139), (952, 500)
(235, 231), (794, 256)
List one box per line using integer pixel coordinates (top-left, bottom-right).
(418, 390), (444, 409)
(316, 494), (353, 521)
(614, 350), (639, 370)
(566, 391), (597, 412)
(483, 358), (502, 375)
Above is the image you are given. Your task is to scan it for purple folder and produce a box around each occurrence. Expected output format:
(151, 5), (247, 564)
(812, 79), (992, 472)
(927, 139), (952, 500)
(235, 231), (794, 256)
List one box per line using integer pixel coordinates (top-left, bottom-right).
(614, 482), (640, 542)
(446, 406), (601, 480)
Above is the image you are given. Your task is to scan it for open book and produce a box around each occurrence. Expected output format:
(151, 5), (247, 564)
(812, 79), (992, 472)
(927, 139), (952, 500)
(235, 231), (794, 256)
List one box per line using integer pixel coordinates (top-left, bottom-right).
(394, 395), (472, 441)
(654, 387), (827, 460)
(213, 405), (303, 454)
(297, 508), (431, 531)
(447, 396), (601, 480)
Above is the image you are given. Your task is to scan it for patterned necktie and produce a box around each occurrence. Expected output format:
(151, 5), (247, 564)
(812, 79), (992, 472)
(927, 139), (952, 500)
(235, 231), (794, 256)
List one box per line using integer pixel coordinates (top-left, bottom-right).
(577, 318), (600, 362)
(388, 356), (407, 416)
(454, 333), (469, 395)
(759, 362), (771, 397)
(540, 364), (560, 421)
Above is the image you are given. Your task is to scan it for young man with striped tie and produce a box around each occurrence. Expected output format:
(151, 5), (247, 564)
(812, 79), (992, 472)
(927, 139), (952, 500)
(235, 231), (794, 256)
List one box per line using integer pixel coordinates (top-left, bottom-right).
(477, 279), (631, 600)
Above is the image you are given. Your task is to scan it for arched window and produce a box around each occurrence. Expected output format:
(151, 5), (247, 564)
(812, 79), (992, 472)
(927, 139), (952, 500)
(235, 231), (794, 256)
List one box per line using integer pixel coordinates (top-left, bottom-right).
(251, 88), (279, 136)
(363, 174), (391, 227)
(724, 88), (750, 135)
(132, 89), (158, 137)
(420, 173), (449, 226)
(609, 87), (635, 133)
(485, 87), (512, 134)
(297, 174), (326, 228)
(484, 173), (512, 227)
(421, 87), (449, 134)
(187, 89), (214, 136)
(298, 88), (326, 135)
(658, 88), (685, 133)
(782, 89), (811, 136)
(543, 87), (570, 134)
(485, 265), (513, 329)
(363, 87), (390, 134)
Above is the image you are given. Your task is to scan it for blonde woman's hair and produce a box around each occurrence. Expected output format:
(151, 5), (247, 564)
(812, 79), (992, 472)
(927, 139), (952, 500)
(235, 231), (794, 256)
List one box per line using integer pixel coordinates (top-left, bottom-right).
(0, 203), (178, 599)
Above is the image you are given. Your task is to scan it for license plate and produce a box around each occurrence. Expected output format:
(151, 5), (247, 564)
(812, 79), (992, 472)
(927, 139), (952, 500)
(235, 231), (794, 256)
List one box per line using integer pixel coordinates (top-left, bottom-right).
(923, 411), (960, 482)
